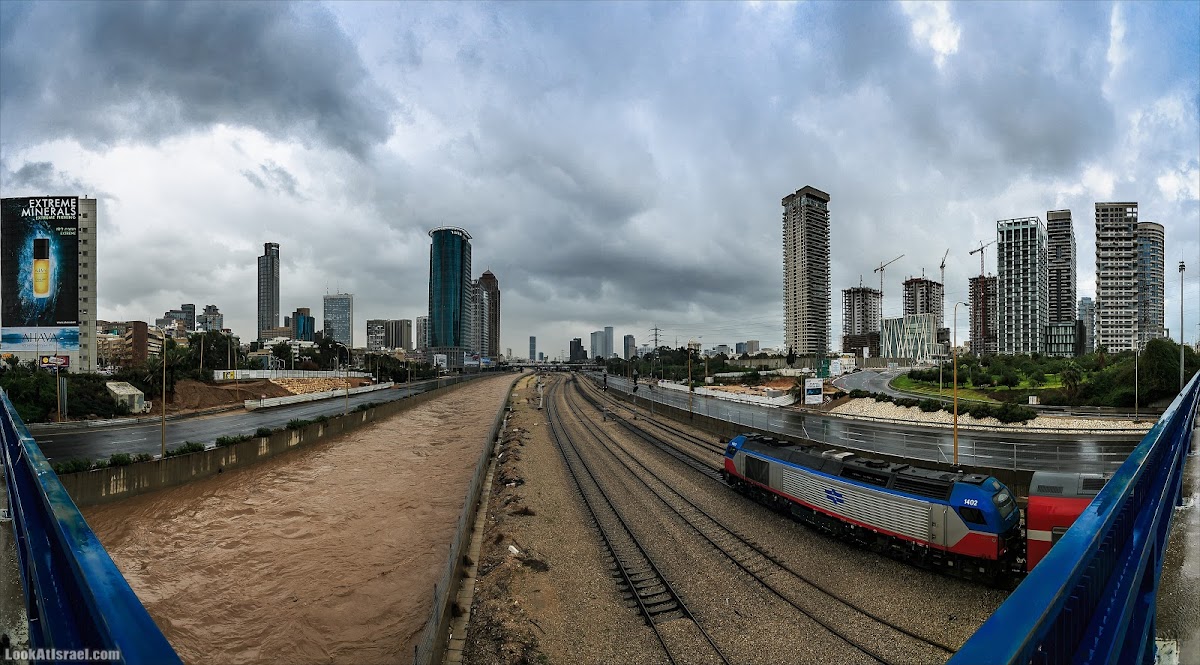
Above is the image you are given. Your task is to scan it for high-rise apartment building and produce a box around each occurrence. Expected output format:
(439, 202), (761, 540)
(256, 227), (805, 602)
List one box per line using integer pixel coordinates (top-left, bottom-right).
(384, 319), (412, 351)
(415, 315), (428, 350)
(469, 279), (490, 356)
(902, 277), (944, 331)
(1046, 210), (1076, 323)
(478, 270), (500, 359)
(604, 326), (614, 360)
(969, 275), (998, 355)
(997, 217), (1048, 354)
(841, 286), (882, 351)
(428, 227), (472, 367)
(1095, 202), (1138, 352)
(257, 242), (280, 341)
(782, 186), (831, 356)
(181, 303), (196, 332)
(529, 336), (536, 361)
(1078, 297), (1096, 352)
(746, 340), (761, 354)
(623, 334), (636, 360)
(1137, 221), (1165, 347)
(323, 293), (353, 348)
(366, 319), (387, 351)
(197, 305), (223, 332)
(569, 337), (585, 362)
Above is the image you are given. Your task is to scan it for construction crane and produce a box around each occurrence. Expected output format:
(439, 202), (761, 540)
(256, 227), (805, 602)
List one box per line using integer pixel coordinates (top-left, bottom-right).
(939, 248), (949, 286)
(969, 240), (997, 275)
(873, 254), (904, 300)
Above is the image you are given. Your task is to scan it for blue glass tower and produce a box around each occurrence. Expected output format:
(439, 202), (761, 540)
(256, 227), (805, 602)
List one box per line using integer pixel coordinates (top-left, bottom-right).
(428, 227), (472, 367)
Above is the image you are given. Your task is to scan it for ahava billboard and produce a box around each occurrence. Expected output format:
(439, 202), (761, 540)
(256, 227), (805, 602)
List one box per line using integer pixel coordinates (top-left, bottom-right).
(1, 197), (80, 353)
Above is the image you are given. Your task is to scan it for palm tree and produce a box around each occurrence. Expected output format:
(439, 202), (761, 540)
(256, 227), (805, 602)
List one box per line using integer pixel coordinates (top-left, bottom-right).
(1061, 362), (1082, 401)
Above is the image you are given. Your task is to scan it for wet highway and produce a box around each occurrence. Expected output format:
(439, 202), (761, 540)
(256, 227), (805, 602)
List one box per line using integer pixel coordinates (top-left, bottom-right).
(32, 376), (490, 462)
(602, 374), (1144, 473)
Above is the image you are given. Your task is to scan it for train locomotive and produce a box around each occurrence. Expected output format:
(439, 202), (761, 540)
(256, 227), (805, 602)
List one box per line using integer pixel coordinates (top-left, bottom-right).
(722, 433), (1024, 582)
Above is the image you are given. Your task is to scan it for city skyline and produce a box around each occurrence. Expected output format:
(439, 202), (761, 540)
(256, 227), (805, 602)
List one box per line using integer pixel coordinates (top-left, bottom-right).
(0, 2), (1195, 351)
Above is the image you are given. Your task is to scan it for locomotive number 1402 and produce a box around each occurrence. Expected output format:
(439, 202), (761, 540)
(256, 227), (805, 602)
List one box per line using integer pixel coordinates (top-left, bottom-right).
(963, 499), (979, 507)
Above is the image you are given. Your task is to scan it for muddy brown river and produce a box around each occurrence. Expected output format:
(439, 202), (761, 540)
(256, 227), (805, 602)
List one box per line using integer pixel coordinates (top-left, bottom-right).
(84, 375), (513, 665)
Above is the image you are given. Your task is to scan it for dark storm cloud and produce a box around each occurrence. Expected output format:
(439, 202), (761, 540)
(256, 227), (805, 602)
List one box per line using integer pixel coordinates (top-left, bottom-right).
(2, 160), (99, 199)
(0, 0), (393, 157)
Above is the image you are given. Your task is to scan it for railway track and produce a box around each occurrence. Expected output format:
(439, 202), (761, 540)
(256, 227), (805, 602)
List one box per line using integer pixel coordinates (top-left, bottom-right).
(564, 378), (960, 665)
(544, 378), (731, 665)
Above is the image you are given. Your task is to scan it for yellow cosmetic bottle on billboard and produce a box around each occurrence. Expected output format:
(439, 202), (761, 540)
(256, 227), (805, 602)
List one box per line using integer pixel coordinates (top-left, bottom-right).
(33, 238), (50, 298)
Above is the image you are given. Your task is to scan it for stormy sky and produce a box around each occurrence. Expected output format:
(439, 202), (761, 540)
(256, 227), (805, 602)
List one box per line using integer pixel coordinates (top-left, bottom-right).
(1, 1), (1197, 356)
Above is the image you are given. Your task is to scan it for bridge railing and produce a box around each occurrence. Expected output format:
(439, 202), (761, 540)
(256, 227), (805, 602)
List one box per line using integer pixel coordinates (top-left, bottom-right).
(950, 370), (1199, 665)
(1, 390), (181, 664)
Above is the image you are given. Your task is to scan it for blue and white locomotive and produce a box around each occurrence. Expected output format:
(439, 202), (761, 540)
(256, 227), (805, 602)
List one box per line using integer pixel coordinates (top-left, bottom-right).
(722, 433), (1023, 579)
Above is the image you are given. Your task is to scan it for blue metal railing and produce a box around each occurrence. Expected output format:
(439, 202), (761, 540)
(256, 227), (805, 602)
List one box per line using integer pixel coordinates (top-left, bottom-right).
(950, 370), (1199, 665)
(1, 391), (181, 664)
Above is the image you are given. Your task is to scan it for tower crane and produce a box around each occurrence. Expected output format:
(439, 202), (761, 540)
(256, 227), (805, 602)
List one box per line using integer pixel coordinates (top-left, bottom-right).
(969, 240), (996, 275)
(873, 254), (904, 300)
(939, 248), (949, 286)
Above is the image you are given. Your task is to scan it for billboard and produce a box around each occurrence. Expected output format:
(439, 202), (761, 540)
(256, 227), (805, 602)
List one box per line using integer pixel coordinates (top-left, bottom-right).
(803, 378), (823, 405)
(1, 197), (79, 353)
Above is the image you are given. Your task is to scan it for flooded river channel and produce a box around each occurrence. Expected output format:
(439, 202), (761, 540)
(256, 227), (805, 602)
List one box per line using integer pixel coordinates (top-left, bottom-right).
(84, 375), (513, 664)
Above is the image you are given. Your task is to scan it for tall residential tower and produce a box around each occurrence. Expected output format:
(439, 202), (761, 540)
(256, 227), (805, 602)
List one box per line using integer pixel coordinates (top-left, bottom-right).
(1046, 210), (1076, 323)
(1095, 202), (1138, 352)
(1137, 221), (1165, 346)
(782, 186), (831, 356)
(478, 270), (500, 358)
(996, 217), (1048, 355)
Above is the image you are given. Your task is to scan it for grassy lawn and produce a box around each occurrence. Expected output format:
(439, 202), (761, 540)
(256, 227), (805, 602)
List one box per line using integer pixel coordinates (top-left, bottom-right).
(889, 375), (999, 403)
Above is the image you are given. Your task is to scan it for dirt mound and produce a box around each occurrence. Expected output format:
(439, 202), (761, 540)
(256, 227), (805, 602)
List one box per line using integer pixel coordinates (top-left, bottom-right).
(167, 379), (293, 414)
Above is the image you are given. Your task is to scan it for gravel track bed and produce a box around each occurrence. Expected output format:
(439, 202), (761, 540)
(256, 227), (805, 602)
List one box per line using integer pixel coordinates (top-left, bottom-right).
(463, 375), (664, 665)
(572, 377), (1007, 655)
(560, 385), (879, 664)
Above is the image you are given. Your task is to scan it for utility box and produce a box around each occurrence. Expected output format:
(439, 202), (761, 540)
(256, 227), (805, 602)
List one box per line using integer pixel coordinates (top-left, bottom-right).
(106, 382), (148, 414)
(1028, 395), (1040, 405)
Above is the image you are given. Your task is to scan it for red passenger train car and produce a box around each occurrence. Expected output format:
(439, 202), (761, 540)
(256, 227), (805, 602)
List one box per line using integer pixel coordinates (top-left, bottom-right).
(1025, 471), (1109, 571)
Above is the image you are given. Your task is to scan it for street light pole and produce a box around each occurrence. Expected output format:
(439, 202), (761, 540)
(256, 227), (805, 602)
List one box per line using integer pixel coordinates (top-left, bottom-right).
(161, 341), (167, 458)
(1180, 261), (1187, 391)
(953, 301), (967, 466)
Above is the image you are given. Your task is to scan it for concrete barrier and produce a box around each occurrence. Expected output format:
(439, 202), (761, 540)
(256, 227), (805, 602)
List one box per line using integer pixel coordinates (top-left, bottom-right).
(243, 382), (394, 410)
(57, 380), (476, 507)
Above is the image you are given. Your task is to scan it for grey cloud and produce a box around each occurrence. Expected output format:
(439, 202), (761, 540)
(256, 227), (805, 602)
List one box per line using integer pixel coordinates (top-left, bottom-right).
(241, 161), (301, 198)
(0, 1), (393, 157)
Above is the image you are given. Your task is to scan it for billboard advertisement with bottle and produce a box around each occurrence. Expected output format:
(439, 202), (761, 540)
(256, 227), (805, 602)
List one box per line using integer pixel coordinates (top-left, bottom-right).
(1, 197), (80, 352)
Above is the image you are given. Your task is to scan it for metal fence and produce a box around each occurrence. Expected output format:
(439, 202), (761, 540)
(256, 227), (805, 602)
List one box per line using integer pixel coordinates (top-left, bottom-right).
(0, 390), (181, 664)
(411, 373), (519, 664)
(601, 374), (1142, 474)
(949, 370), (1199, 665)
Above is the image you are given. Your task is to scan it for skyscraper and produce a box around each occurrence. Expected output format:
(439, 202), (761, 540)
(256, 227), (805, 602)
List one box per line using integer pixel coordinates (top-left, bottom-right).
(415, 315), (428, 350)
(623, 334), (636, 360)
(469, 279), (490, 356)
(1046, 210), (1076, 323)
(590, 330), (603, 361)
(1095, 202), (1138, 352)
(783, 186), (831, 356)
(323, 293), (353, 348)
(569, 337), (585, 362)
(969, 275), (998, 356)
(902, 277), (944, 330)
(1078, 297), (1096, 352)
(428, 227), (472, 367)
(257, 242), (280, 341)
(1137, 221), (1165, 347)
(604, 326), (614, 360)
(529, 336), (536, 361)
(478, 270), (500, 359)
(996, 217), (1048, 354)
(386, 320), (412, 351)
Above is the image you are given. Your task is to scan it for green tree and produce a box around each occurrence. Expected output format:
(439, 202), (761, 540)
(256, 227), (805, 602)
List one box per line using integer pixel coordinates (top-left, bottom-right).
(1061, 363), (1083, 400)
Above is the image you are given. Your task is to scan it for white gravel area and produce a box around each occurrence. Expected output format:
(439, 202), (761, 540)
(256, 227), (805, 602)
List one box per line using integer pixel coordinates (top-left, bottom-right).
(828, 398), (1152, 433)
